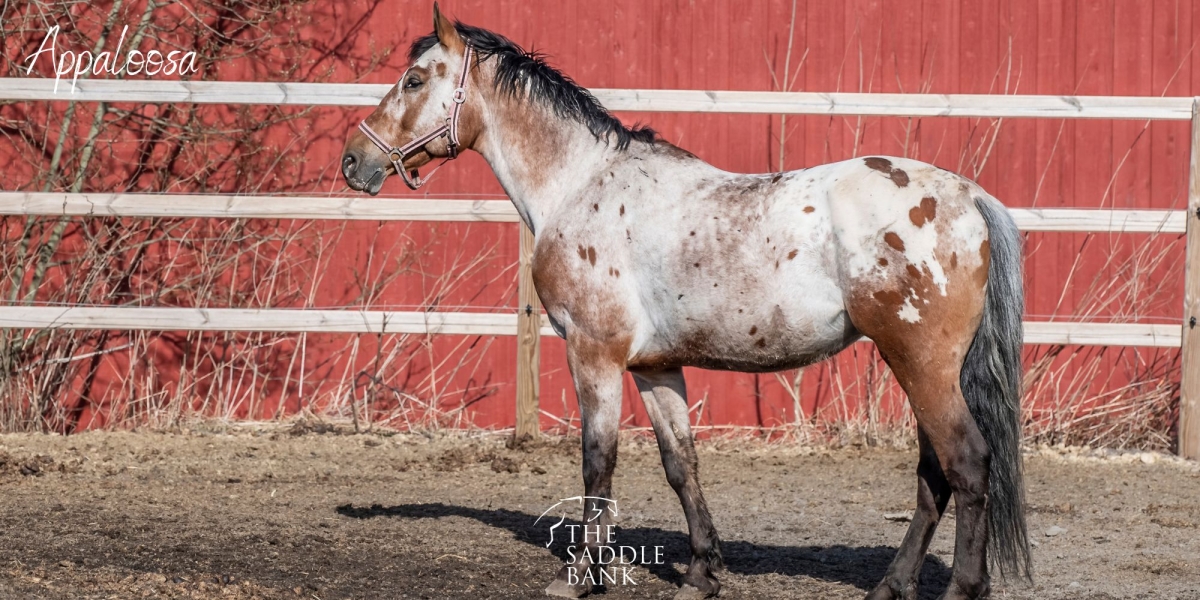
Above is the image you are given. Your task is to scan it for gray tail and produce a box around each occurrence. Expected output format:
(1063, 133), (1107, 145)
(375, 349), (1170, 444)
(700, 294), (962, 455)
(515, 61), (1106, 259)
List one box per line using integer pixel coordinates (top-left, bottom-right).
(962, 196), (1032, 581)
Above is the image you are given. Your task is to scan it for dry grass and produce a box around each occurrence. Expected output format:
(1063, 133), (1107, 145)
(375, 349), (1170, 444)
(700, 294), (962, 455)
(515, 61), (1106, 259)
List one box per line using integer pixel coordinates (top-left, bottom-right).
(0, 0), (507, 433)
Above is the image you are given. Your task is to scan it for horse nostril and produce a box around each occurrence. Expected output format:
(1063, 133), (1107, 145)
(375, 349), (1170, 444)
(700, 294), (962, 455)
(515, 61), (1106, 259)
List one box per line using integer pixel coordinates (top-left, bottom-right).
(342, 154), (357, 178)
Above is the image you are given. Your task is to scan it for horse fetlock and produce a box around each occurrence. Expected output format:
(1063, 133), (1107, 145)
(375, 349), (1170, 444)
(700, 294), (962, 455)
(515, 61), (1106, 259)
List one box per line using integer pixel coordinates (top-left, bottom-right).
(704, 536), (725, 572)
(682, 561), (721, 598)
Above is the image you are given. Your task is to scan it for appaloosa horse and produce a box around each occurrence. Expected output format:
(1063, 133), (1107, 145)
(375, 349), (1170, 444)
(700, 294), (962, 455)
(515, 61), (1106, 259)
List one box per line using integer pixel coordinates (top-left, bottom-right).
(341, 6), (1031, 599)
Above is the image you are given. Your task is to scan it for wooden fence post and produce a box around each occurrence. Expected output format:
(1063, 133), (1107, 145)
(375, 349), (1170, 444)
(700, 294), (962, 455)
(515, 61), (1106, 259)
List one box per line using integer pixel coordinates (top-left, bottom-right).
(1181, 99), (1200, 460)
(515, 223), (541, 441)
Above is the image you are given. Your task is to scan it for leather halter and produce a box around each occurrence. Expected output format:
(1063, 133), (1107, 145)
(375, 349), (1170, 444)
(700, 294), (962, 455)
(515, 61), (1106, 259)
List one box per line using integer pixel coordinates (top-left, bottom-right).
(357, 44), (474, 190)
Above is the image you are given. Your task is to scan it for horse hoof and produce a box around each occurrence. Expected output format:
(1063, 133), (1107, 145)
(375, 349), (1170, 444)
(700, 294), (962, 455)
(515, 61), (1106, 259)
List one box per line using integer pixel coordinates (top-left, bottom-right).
(545, 578), (589, 598)
(675, 583), (717, 600)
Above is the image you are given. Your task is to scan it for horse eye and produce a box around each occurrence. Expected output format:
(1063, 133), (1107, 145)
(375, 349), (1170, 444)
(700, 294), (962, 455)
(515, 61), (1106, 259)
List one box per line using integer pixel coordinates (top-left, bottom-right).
(404, 77), (423, 90)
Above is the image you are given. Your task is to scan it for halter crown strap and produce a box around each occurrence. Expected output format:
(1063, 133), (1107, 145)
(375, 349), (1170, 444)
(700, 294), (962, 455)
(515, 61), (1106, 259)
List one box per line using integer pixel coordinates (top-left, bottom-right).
(358, 43), (474, 190)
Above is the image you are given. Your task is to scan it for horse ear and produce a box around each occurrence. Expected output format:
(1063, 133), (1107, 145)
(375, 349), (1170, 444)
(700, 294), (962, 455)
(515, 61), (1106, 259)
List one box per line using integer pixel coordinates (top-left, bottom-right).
(433, 3), (464, 52)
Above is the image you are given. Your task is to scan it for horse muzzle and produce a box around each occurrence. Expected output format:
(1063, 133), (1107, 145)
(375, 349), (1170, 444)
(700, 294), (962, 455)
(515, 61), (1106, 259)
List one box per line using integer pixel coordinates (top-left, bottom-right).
(341, 150), (388, 196)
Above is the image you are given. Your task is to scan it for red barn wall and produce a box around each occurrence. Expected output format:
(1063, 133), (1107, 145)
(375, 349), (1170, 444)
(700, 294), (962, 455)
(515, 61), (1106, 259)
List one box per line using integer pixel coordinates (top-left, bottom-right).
(11, 0), (1192, 432)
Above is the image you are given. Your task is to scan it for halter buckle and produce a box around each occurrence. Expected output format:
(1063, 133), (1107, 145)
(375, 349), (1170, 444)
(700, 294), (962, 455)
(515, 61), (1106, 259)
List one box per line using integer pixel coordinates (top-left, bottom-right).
(452, 87), (467, 104)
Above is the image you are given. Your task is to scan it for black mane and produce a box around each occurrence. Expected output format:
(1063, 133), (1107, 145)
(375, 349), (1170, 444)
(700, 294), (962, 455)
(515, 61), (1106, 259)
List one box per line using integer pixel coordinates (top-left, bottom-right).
(409, 23), (657, 151)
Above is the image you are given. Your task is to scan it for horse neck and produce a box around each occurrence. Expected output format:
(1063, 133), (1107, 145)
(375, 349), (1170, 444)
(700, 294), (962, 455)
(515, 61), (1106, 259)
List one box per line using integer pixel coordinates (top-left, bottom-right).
(471, 94), (610, 235)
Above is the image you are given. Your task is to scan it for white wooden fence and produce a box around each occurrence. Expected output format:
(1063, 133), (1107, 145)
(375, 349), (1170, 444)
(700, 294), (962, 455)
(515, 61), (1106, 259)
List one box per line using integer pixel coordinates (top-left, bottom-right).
(0, 78), (1196, 456)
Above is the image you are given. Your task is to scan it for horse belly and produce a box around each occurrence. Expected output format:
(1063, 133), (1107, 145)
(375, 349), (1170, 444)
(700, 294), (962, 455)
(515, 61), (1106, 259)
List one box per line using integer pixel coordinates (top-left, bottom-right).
(702, 275), (856, 372)
(630, 265), (858, 373)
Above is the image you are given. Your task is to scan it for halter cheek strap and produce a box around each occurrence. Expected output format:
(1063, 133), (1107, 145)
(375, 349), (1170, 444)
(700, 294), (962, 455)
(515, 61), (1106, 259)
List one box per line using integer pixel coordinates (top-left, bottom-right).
(358, 44), (474, 190)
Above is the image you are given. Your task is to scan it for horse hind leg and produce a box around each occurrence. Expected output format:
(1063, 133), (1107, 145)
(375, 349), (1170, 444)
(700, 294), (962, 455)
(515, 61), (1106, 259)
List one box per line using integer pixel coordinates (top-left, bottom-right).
(631, 368), (722, 600)
(870, 332), (992, 600)
(846, 244), (994, 598)
(866, 427), (952, 600)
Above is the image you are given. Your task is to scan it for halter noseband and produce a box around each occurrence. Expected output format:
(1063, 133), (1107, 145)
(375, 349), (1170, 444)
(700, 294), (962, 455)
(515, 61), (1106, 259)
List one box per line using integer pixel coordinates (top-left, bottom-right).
(357, 44), (474, 190)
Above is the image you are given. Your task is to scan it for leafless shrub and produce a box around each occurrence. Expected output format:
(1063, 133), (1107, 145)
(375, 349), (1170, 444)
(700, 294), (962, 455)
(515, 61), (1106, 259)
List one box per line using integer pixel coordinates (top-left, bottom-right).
(0, 0), (507, 432)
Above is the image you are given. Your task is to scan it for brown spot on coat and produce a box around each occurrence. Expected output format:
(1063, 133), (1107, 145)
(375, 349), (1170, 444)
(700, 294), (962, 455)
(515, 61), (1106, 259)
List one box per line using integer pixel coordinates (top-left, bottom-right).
(950, 252), (958, 269)
(803, 206), (815, 213)
(577, 245), (587, 260)
(749, 325), (758, 335)
(873, 290), (905, 307)
(909, 196), (938, 227)
(878, 258), (889, 267)
(755, 338), (766, 348)
(619, 205), (625, 216)
(787, 249), (799, 260)
(593, 203), (599, 211)
(864, 156), (892, 173)
(976, 240), (991, 286)
(906, 264), (922, 279)
(863, 156), (911, 187)
(587, 246), (597, 266)
(884, 232), (906, 252)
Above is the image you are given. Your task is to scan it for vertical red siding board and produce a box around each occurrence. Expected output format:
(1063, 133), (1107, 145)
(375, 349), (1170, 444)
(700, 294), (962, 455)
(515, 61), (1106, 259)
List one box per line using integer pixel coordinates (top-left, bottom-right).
(804, 0), (845, 167)
(729, 0), (770, 172)
(1151, 0), (1192, 213)
(881, 0), (922, 158)
(1034, 0), (1065, 328)
(995, 0), (1039, 203)
(716, 0), (734, 175)
(959, 0), (1001, 191)
(776, 0), (809, 173)
(1109, 0), (1154, 327)
(576, 0), (613, 88)
(691, 0), (719, 166)
(845, 0), (885, 157)
(1071, 0), (1114, 317)
(994, 0), (1039, 313)
(918, 0), (961, 169)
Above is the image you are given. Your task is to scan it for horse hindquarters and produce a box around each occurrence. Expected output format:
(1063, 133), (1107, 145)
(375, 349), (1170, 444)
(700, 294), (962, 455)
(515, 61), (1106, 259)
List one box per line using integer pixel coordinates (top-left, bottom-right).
(847, 195), (1028, 600)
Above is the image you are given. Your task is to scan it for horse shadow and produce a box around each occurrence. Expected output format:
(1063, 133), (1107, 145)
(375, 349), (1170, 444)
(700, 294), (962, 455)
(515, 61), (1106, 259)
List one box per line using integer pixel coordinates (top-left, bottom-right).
(336, 502), (952, 597)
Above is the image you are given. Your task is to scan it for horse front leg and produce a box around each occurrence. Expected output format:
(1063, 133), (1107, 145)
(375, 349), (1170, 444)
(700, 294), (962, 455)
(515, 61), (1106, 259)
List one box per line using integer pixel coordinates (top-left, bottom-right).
(631, 368), (722, 600)
(546, 337), (625, 598)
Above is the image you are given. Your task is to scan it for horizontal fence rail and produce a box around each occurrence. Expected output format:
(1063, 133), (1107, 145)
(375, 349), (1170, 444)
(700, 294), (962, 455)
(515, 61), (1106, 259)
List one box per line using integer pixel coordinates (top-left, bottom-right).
(0, 307), (1180, 348)
(0, 78), (1194, 120)
(0, 307), (555, 336)
(0, 193), (1183, 348)
(0, 192), (522, 222)
(0, 193), (1187, 233)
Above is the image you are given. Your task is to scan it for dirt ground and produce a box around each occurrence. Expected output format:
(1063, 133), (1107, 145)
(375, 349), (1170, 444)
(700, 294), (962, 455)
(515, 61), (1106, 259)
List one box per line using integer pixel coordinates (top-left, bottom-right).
(0, 426), (1198, 600)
